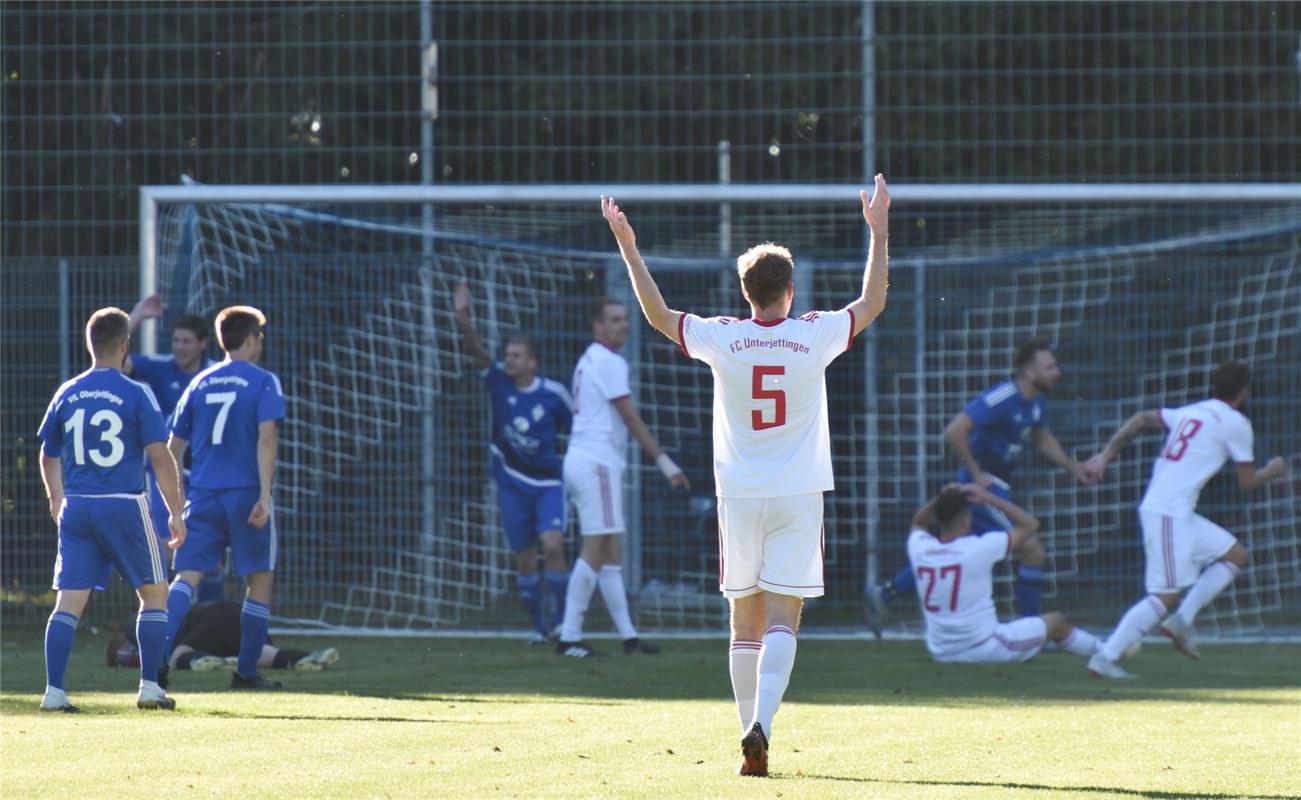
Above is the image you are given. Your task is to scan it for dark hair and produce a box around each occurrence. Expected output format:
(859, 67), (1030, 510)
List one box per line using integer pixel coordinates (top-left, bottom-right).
(506, 334), (539, 360)
(1013, 339), (1053, 373)
(85, 307), (129, 356)
(215, 305), (267, 352)
(173, 313), (210, 341)
(1210, 361), (1251, 401)
(736, 243), (794, 309)
(588, 296), (623, 324)
(934, 488), (971, 530)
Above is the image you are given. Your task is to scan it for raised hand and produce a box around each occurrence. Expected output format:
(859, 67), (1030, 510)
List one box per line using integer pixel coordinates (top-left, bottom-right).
(861, 173), (890, 232)
(601, 195), (637, 248)
(130, 294), (165, 322)
(959, 482), (994, 505)
(453, 280), (471, 318)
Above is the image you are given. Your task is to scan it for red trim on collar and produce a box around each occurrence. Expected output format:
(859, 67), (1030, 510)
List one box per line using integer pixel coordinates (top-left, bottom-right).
(748, 317), (788, 328)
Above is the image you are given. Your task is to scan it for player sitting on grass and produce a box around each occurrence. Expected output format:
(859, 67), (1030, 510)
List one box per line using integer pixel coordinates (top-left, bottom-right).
(908, 484), (1102, 665)
(1082, 361), (1287, 679)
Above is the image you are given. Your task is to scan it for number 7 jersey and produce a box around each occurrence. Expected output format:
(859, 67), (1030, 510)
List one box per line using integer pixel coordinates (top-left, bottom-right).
(172, 360), (286, 491)
(678, 309), (855, 498)
(1139, 398), (1254, 517)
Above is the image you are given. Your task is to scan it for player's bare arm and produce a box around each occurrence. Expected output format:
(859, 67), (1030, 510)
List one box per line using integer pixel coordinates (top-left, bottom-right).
(452, 280), (492, 372)
(944, 411), (993, 487)
(120, 294), (165, 376)
(146, 441), (187, 549)
(962, 483), (1040, 548)
(1236, 456), (1287, 492)
(910, 487), (957, 531)
(612, 395), (690, 490)
(601, 196), (683, 343)
(249, 420), (278, 529)
(38, 452), (63, 523)
(1031, 427), (1096, 486)
(844, 174), (890, 336)
(1083, 409), (1163, 479)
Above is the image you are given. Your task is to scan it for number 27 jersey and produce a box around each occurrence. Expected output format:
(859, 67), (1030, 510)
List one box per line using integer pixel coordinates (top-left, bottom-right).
(679, 309), (855, 498)
(172, 360), (286, 492)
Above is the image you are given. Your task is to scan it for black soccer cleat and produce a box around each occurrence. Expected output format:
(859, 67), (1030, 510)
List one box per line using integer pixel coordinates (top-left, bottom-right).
(622, 637), (660, 655)
(555, 640), (600, 658)
(231, 672), (283, 690)
(739, 722), (769, 777)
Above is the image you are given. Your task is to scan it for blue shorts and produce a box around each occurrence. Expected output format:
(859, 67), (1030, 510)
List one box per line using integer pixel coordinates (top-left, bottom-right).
(53, 495), (168, 591)
(497, 477), (566, 553)
(146, 468), (172, 544)
(956, 470), (1016, 535)
(173, 488), (277, 577)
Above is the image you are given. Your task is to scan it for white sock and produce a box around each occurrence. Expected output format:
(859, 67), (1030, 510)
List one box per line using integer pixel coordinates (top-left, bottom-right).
(749, 625), (797, 741)
(1101, 595), (1167, 662)
(139, 679), (161, 693)
(597, 565), (638, 640)
(1173, 561), (1240, 627)
(728, 639), (762, 733)
(559, 559), (599, 642)
(1061, 627), (1101, 658)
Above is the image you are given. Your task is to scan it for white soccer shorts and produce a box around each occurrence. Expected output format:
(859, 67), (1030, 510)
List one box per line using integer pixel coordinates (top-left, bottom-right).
(717, 493), (824, 599)
(1139, 510), (1237, 593)
(934, 616), (1048, 664)
(564, 454), (625, 535)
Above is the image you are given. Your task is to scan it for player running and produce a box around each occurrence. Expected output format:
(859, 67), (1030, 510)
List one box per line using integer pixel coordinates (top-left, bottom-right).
(555, 297), (689, 657)
(1082, 361), (1287, 678)
(908, 484), (1102, 665)
(454, 280), (575, 644)
(37, 307), (187, 712)
(163, 306), (287, 690)
(601, 174), (890, 776)
(870, 339), (1097, 628)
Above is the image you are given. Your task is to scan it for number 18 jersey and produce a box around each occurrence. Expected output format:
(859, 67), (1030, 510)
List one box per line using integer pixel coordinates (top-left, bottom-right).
(679, 309), (855, 498)
(1139, 398), (1254, 517)
(172, 360), (286, 491)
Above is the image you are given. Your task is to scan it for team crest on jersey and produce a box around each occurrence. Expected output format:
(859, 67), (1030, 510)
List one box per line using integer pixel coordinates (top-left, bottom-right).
(531, 404), (545, 422)
(1033, 406), (1041, 422)
(512, 416), (531, 433)
(507, 396), (516, 406)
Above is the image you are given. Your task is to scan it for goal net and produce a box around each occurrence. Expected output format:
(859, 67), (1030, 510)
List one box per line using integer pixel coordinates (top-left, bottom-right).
(146, 186), (1300, 638)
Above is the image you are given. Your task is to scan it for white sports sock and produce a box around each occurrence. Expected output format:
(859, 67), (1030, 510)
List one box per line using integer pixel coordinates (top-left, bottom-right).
(728, 640), (762, 734)
(559, 559), (599, 642)
(1101, 595), (1167, 662)
(597, 565), (638, 640)
(1060, 627), (1101, 658)
(1173, 561), (1240, 627)
(749, 626), (798, 741)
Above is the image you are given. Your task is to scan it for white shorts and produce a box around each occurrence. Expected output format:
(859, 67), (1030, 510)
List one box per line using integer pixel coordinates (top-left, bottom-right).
(1139, 510), (1237, 593)
(717, 493), (824, 599)
(932, 617), (1047, 664)
(563, 454), (624, 535)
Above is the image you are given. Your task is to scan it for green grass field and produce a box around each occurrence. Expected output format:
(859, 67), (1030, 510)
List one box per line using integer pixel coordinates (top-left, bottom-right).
(2, 630), (1298, 799)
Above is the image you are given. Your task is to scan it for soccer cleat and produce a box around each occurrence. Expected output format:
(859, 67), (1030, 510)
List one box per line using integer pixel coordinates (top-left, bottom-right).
(1087, 653), (1137, 679)
(190, 654), (225, 672)
(40, 687), (79, 713)
(555, 640), (600, 658)
(1159, 616), (1201, 660)
(231, 672), (283, 690)
(865, 584), (888, 639)
(622, 637), (660, 655)
(136, 684), (177, 710)
(294, 647), (341, 671)
(527, 631), (550, 647)
(738, 722), (769, 777)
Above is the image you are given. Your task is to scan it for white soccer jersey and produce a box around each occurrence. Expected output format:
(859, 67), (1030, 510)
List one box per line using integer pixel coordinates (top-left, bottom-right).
(1139, 399), (1254, 517)
(907, 528), (1012, 658)
(566, 342), (632, 465)
(679, 310), (855, 498)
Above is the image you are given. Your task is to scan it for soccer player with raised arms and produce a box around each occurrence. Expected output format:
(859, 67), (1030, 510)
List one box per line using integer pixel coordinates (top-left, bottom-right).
(454, 280), (575, 643)
(163, 305), (286, 690)
(1083, 361), (1287, 678)
(600, 175), (890, 776)
(37, 307), (187, 711)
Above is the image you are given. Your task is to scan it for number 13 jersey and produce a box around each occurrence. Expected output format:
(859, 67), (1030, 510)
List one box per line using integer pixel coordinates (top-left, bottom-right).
(679, 309), (855, 498)
(1139, 398), (1254, 518)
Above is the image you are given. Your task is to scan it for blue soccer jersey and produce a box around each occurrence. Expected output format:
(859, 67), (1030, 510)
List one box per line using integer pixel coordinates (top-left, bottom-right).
(38, 368), (168, 495)
(129, 353), (216, 417)
(961, 380), (1047, 481)
(172, 360), (286, 491)
(482, 362), (573, 485)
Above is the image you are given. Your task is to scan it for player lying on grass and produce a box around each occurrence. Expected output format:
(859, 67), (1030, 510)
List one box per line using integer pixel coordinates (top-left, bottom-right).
(1082, 361), (1287, 679)
(601, 175), (890, 776)
(908, 484), (1102, 665)
(108, 600), (338, 673)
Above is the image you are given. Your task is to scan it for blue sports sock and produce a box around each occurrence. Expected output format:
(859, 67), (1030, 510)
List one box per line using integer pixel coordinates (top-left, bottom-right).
(544, 569), (569, 630)
(196, 569), (225, 604)
(885, 566), (916, 602)
(136, 609), (168, 685)
(44, 611), (79, 690)
(517, 572), (546, 635)
(1015, 564), (1043, 617)
(237, 599), (271, 678)
(163, 579), (195, 659)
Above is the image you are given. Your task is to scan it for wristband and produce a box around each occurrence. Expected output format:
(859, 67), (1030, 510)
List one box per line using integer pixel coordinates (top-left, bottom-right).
(656, 454), (682, 479)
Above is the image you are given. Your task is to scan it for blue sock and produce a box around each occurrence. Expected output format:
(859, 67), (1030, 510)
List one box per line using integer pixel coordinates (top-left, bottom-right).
(163, 580), (194, 660)
(1015, 565), (1043, 617)
(544, 569), (569, 630)
(136, 609), (168, 685)
(196, 569), (224, 604)
(517, 573), (546, 635)
(884, 566), (916, 602)
(44, 611), (79, 690)
(237, 599), (271, 678)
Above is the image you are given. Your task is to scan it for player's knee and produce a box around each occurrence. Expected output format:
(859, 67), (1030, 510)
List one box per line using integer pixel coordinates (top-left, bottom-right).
(1041, 612), (1069, 639)
(1224, 543), (1250, 569)
(1016, 536), (1046, 565)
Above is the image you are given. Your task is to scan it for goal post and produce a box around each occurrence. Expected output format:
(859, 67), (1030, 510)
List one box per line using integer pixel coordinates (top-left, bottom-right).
(139, 182), (1301, 639)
